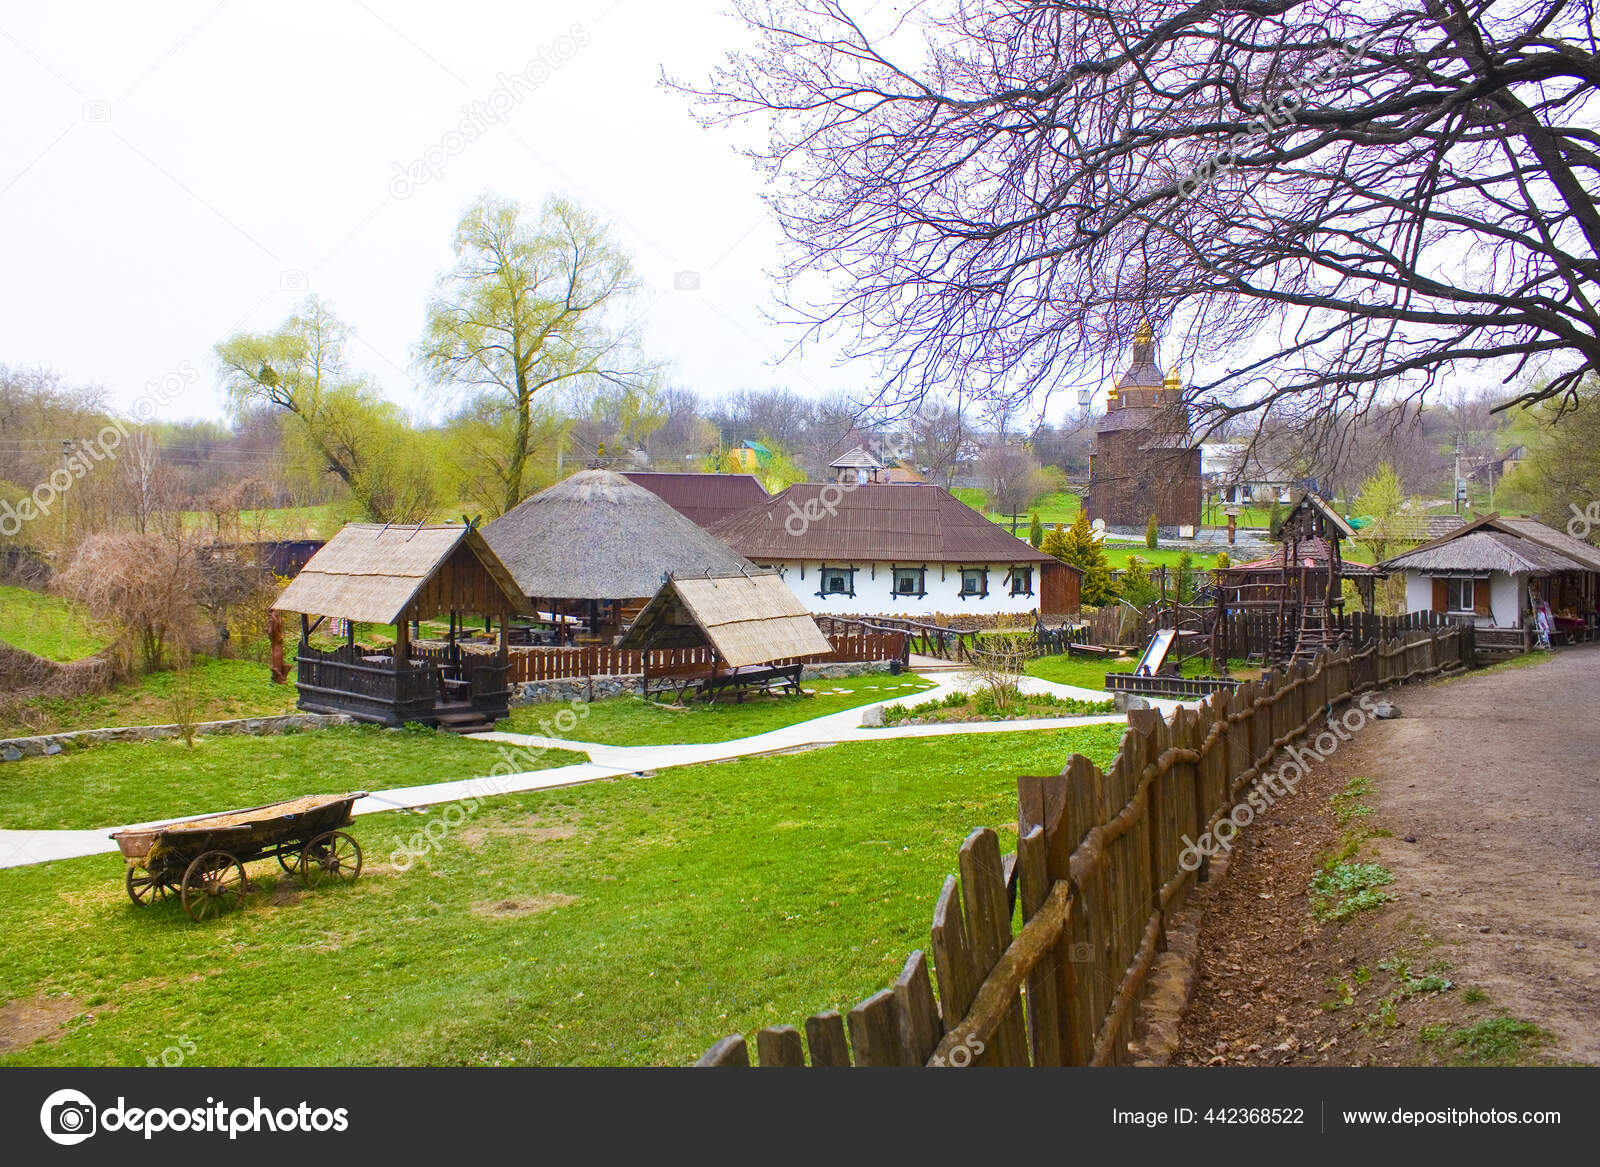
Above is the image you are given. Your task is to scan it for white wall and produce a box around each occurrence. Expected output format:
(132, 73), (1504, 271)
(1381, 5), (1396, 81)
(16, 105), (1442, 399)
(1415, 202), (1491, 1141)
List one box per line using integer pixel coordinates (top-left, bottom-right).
(757, 560), (1041, 618)
(1400, 570), (1525, 628)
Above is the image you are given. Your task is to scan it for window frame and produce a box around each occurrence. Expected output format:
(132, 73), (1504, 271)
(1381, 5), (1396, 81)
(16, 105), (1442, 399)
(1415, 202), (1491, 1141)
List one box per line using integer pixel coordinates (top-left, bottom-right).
(958, 566), (989, 599)
(1009, 566), (1033, 597)
(1445, 576), (1477, 614)
(890, 565), (927, 599)
(817, 564), (856, 598)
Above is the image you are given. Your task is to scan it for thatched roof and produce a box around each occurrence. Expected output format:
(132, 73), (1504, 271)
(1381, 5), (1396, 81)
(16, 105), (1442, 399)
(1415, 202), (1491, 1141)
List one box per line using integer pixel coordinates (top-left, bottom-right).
(272, 524), (530, 624)
(1381, 529), (1585, 575)
(1495, 516), (1600, 573)
(483, 469), (754, 601)
(616, 572), (832, 667)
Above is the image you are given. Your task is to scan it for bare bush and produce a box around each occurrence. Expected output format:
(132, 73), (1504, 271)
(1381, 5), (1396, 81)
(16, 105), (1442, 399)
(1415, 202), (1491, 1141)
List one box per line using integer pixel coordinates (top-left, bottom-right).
(54, 533), (205, 672)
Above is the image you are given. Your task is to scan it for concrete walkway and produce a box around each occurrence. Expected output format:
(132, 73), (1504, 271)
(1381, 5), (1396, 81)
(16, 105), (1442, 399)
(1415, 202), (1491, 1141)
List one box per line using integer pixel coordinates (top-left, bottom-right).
(0, 669), (1173, 870)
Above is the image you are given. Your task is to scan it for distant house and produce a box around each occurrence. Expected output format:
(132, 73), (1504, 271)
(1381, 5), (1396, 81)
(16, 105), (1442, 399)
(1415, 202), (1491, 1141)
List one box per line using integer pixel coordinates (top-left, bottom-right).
(1379, 513), (1600, 630)
(708, 482), (1080, 617)
(1204, 446), (1303, 506)
(620, 471), (768, 529)
(726, 441), (773, 474)
(828, 444), (887, 484)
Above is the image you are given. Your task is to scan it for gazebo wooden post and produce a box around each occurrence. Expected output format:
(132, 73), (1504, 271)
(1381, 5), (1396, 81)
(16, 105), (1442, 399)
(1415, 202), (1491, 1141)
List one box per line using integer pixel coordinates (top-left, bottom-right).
(394, 611), (411, 665)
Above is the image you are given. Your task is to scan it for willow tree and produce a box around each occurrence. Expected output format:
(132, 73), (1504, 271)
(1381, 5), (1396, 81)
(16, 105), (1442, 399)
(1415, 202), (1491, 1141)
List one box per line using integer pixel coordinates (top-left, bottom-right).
(215, 297), (441, 523)
(418, 194), (657, 514)
(679, 1), (1600, 430)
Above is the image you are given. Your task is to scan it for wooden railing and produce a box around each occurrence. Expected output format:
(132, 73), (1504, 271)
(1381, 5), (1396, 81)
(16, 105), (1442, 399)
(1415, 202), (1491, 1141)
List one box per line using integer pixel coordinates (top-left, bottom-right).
(815, 615), (976, 662)
(501, 630), (909, 684)
(696, 624), (1471, 1067)
(1103, 672), (1242, 699)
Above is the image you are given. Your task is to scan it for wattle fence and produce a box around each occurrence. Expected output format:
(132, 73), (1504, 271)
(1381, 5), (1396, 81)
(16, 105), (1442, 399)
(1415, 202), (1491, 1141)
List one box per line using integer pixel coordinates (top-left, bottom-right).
(696, 624), (1472, 1068)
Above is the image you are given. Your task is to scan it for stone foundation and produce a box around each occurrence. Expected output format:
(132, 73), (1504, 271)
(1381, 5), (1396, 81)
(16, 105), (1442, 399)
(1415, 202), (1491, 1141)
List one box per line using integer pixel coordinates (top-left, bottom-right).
(0, 712), (357, 761)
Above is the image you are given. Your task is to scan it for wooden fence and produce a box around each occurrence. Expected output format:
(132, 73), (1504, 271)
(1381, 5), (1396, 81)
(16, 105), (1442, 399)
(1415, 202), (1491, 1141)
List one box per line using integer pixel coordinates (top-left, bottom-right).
(697, 624), (1472, 1068)
(499, 630), (908, 683)
(814, 615), (976, 662)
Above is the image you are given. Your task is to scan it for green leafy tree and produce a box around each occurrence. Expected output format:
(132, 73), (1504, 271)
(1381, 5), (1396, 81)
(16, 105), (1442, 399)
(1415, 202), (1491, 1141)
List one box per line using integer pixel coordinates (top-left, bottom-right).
(1028, 512), (1043, 548)
(1145, 513), (1159, 549)
(1213, 550), (1231, 571)
(1353, 463), (1413, 614)
(419, 194), (657, 515)
(1499, 375), (1600, 537)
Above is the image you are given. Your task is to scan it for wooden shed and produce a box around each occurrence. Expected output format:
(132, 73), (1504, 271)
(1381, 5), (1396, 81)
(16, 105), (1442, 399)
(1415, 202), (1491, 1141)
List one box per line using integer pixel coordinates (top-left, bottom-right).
(272, 523), (532, 731)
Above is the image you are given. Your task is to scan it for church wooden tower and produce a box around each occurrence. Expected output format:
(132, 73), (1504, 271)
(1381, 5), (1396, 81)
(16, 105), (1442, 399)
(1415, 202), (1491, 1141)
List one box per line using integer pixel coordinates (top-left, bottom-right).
(1086, 321), (1203, 532)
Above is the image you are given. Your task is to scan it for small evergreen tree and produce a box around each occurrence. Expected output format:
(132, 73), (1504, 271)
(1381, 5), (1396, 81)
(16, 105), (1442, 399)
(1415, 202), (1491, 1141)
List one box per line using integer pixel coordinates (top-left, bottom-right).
(1267, 497), (1285, 540)
(1055, 512), (1115, 607)
(1213, 550), (1231, 571)
(1040, 522), (1066, 560)
(1028, 512), (1043, 548)
(1175, 550), (1194, 603)
(1121, 554), (1160, 607)
(1145, 512), (1159, 548)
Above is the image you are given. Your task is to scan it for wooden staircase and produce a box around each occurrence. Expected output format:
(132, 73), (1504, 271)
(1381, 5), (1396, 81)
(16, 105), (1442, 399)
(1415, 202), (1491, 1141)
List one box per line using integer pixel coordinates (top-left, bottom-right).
(433, 700), (496, 734)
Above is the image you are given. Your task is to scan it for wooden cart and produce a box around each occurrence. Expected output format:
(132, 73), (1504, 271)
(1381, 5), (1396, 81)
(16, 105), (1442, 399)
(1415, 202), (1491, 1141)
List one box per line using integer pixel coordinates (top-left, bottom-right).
(111, 792), (368, 921)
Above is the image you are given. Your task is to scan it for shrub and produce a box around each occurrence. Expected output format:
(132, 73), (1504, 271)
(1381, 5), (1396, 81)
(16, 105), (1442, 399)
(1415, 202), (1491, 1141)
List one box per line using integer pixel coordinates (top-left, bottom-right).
(1028, 512), (1043, 548)
(1145, 513), (1159, 548)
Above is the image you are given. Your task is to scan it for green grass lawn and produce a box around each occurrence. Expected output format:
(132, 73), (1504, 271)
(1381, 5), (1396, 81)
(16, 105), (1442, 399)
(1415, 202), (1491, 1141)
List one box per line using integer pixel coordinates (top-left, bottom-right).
(1026, 652), (1260, 690)
(501, 674), (934, 746)
(0, 587), (106, 662)
(955, 488), (1081, 529)
(1102, 545), (1232, 569)
(10, 656), (297, 736)
(0, 725), (1125, 1067)
(0, 724), (588, 831)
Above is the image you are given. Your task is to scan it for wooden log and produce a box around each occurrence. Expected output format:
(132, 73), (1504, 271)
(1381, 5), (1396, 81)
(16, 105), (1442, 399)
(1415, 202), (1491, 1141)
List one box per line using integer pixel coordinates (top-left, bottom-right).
(803, 1011), (851, 1067)
(894, 950), (944, 1066)
(756, 1025), (806, 1067)
(847, 989), (905, 1067)
(696, 1035), (750, 1067)
(958, 828), (1029, 1065)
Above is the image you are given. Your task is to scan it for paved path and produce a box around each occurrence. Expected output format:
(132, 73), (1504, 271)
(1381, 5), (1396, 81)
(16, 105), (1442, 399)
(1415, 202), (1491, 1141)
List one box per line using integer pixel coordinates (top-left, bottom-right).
(0, 669), (1169, 871)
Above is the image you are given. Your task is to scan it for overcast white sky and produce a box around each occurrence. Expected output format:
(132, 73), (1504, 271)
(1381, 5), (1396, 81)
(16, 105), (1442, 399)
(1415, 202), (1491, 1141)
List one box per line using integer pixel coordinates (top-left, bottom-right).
(0, 0), (904, 425)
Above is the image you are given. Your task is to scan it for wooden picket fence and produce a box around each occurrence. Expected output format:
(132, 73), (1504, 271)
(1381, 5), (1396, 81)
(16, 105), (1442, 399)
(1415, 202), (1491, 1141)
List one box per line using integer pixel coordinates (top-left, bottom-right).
(697, 624), (1471, 1068)
(500, 630), (908, 683)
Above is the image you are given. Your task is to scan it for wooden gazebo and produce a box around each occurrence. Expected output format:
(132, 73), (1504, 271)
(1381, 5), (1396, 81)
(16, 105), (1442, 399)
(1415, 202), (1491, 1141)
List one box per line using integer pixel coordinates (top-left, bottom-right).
(272, 523), (532, 731)
(617, 571), (833, 702)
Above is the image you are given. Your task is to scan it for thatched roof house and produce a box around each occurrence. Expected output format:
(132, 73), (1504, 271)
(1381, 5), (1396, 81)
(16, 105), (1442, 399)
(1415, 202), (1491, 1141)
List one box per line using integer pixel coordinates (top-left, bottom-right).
(617, 572), (832, 667)
(1378, 513), (1599, 630)
(482, 469), (754, 638)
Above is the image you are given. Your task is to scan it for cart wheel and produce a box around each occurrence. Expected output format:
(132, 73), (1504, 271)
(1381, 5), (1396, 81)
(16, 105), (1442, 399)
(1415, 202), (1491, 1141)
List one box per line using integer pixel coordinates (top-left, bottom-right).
(125, 865), (169, 906)
(180, 851), (247, 921)
(275, 840), (302, 875)
(298, 830), (362, 889)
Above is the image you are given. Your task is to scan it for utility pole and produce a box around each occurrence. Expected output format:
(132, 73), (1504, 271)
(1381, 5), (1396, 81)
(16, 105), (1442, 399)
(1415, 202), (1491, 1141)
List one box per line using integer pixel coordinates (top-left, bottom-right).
(1452, 436), (1466, 514)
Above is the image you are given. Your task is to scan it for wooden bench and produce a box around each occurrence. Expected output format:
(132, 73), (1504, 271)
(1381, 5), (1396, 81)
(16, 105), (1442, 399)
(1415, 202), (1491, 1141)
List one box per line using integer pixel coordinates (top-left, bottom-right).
(642, 661), (807, 705)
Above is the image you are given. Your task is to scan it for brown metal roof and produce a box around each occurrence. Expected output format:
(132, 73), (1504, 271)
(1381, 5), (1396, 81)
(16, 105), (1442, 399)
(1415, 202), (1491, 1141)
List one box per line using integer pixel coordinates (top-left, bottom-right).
(707, 482), (1066, 566)
(620, 471), (769, 528)
(1220, 536), (1386, 577)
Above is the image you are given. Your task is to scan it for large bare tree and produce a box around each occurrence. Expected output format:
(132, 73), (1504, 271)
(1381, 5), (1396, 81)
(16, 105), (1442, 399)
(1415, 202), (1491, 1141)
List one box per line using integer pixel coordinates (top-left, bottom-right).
(679, 1), (1600, 426)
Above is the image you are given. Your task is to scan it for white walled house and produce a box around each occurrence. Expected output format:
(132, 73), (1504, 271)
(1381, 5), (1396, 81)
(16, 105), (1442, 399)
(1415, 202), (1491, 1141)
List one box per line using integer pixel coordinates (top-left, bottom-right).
(1380, 514), (1600, 631)
(706, 482), (1080, 619)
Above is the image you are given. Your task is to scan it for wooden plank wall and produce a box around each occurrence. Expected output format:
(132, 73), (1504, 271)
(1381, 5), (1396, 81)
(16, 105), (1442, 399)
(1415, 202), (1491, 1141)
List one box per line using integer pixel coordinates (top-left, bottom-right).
(695, 624), (1471, 1068)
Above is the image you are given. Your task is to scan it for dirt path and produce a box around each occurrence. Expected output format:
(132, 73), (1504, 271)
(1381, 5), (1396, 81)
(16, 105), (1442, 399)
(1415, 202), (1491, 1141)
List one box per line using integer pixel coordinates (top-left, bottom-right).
(1171, 646), (1600, 1066)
